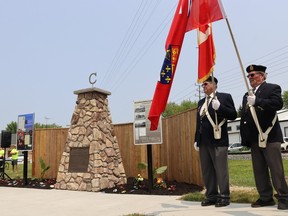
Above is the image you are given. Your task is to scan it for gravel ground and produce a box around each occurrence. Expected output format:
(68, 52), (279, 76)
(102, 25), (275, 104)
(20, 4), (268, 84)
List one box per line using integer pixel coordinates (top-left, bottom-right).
(228, 152), (288, 160)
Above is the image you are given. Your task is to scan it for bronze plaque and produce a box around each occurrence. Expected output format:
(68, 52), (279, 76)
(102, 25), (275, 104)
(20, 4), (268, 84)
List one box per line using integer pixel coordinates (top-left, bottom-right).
(68, 147), (89, 173)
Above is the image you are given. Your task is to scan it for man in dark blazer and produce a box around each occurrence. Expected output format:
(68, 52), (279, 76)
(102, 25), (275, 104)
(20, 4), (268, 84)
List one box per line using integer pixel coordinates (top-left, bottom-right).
(194, 76), (237, 207)
(240, 64), (288, 210)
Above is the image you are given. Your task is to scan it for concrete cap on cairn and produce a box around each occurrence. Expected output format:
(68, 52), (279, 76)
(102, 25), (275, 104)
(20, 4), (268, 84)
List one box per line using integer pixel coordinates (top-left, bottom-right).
(73, 87), (111, 96)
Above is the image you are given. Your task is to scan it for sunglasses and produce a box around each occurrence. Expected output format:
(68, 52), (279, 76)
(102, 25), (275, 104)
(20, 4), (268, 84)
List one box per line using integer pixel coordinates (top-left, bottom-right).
(247, 72), (265, 78)
(201, 82), (210, 87)
(247, 73), (257, 78)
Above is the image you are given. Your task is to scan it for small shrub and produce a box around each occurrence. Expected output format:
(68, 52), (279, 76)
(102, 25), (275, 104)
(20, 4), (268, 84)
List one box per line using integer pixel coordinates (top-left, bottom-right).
(40, 157), (50, 179)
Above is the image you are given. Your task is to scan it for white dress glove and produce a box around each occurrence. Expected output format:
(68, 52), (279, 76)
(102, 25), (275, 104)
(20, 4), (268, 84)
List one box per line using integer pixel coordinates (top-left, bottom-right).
(194, 142), (199, 151)
(247, 95), (256, 106)
(212, 98), (220, 110)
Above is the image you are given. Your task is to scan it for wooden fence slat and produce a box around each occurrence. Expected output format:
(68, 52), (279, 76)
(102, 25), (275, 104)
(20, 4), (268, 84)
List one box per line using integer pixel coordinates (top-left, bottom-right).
(32, 109), (203, 186)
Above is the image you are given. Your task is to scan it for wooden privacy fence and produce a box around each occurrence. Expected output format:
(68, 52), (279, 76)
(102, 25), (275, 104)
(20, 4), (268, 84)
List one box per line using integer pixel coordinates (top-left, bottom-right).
(32, 108), (203, 186)
(32, 128), (68, 179)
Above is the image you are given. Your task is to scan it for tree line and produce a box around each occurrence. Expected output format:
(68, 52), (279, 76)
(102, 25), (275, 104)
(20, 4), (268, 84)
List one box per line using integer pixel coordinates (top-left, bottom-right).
(5, 122), (62, 133)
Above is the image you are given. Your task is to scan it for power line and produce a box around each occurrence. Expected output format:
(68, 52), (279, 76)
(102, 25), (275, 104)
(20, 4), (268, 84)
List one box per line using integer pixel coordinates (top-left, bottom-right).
(108, 2), (177, 92)
(99, 0), (149, 87)
(169, 44), (288, 104)
(107, 0), (162, 90)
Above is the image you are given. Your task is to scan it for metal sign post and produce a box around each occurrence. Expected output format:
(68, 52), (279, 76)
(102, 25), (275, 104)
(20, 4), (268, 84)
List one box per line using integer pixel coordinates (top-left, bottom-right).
(147, 144), (153, 192)
(133, 100), (163, 192)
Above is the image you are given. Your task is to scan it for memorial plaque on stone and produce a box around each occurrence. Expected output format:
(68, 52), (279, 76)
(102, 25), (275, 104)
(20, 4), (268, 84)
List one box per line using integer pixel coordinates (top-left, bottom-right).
(68, 147), (89, 173)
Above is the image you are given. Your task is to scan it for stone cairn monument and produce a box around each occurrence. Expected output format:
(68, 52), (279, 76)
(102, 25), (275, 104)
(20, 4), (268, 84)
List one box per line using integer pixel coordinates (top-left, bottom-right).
(55, 85), (127, 192)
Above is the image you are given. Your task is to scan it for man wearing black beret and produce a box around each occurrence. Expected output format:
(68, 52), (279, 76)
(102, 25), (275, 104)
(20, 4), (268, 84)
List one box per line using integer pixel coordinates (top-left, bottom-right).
(240, 64), (288, 210)
(194, 75), (237, 207)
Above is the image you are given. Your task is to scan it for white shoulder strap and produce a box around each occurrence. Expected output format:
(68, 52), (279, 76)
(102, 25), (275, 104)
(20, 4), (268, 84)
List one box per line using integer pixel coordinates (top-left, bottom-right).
(205, 110), (226, 128)
(264, 114), (278, 135)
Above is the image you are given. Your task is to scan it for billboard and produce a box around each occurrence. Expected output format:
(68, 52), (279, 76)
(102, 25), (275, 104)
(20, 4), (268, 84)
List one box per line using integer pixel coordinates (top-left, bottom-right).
(133, 100), (162, 145)
(17, 113), (35, 151)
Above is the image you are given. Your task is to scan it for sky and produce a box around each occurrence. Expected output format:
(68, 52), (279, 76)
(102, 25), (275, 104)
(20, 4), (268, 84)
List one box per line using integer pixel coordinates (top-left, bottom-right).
(1, 0), (288, 130)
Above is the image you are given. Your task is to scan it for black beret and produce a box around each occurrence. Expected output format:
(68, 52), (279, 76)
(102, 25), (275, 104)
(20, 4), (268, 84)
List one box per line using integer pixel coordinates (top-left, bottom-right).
(246, 64), (267, 73)
(204, 76), (218, 84)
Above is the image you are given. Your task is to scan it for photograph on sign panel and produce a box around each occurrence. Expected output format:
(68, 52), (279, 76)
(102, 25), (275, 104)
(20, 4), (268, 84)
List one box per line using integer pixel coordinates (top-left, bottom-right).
(135, 114), (145, 120)
(134, 106), (145, 113)
(134, 121), (146, 128)
(133, 100), (162, 145)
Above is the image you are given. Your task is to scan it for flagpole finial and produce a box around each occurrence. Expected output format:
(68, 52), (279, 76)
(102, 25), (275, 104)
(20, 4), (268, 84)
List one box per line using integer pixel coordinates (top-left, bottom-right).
(89, 72), (97, 87)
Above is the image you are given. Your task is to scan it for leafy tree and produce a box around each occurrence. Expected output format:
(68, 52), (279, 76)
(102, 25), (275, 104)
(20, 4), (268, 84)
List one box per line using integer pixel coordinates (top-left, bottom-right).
(283, 90), (288, 109)
(162, 100), (197, 118)
(162, 102), (178, 118)
(5, 121), (17, 133)
(34, 123), (62, 128)
(4, 121), (62, 132)
(237, 105), (242, 118)
(179, 100), (198, 112)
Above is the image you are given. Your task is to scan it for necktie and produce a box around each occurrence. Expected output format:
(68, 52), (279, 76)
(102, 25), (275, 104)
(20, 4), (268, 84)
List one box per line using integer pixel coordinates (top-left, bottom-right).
(206, 96), (211, 107)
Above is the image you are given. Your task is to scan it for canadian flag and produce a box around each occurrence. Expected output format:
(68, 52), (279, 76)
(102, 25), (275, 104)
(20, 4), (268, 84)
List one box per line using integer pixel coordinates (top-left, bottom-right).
(197, 23), (215, 83)
(186, 0), (226, 31)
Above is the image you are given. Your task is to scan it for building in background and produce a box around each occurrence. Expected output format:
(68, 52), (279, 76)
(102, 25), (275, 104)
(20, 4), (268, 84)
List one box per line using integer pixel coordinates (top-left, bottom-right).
(228, 109), (288, 144)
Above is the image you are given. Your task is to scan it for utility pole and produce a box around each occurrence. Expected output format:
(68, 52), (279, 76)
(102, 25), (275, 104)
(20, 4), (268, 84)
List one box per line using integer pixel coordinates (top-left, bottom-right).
(194, 83), (203, 101)
(44, 116), (50, 128)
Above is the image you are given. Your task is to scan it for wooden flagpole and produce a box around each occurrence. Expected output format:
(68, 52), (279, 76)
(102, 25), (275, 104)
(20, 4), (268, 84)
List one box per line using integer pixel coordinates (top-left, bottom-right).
(224, 18), (265, 142)
(211, 72), (219, 129)
(225, 19), (250, 92)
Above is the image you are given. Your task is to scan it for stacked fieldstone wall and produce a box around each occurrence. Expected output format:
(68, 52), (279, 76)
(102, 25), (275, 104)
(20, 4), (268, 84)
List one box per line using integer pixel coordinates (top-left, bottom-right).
(55, 87), (126, 192)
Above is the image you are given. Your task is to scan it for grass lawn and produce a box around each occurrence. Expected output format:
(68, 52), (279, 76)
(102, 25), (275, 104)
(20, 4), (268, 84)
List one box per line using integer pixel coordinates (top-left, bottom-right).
(2, 162), (32, 179)
(181, 159), (288, 203)
(229, 159), (288, 187)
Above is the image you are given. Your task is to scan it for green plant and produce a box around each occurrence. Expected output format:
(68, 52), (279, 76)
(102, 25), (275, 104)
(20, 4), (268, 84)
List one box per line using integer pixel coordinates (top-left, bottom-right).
(133, 174), (145, 189)
(137, 162), (148, 170)
(153, 166), (167, 179)
(40, 157), (50, 179)
(137, 162), (168, 179)
(154, 177), (167, 189)
(136, 162), (168, 188)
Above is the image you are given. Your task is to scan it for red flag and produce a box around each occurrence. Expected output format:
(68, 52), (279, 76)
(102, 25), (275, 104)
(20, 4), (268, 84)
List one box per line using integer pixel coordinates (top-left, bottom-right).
(197, 23), (215, 83)
(186, 0), (226, 31)
(149, 0), (226, 130)
(149, 46), (181, 130)
(148, 0), (190, 130)
(165, 0), (191, 49)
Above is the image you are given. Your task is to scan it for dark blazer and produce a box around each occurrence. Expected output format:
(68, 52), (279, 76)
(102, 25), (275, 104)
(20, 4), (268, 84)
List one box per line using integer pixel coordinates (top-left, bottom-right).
(195, 92), (237, 147)
(240, 82), (283, 146)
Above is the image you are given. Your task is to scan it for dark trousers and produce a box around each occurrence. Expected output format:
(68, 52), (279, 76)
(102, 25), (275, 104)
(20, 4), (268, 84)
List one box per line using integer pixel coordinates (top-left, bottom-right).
(199, 145), (230, 201)
(251, 142), (288, 201)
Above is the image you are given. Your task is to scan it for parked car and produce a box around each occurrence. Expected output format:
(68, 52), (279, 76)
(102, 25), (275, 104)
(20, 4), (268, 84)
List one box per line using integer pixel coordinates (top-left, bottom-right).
(281, 137), (288, 150)
(228, 142), (244, 152)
